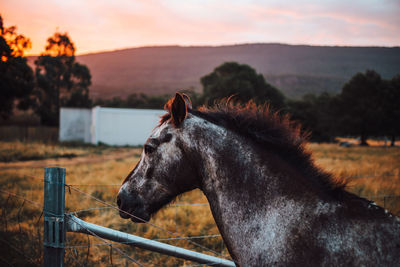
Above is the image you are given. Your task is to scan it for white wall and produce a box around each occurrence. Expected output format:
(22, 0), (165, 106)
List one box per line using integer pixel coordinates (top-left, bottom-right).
(59, 108), (92, 143)
(59, 107), (164, 146)
(92, 107), (163, 146)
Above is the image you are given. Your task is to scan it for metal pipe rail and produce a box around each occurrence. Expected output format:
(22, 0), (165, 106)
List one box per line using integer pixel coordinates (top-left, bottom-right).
(66, 214), (235, 267)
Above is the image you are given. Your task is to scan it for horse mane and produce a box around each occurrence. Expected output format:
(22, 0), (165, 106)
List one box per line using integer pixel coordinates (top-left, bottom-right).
(161, 98), (346, 199)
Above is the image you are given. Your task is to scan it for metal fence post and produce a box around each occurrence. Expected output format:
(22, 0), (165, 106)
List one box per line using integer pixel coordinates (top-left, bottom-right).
(44, 167), (65, 267)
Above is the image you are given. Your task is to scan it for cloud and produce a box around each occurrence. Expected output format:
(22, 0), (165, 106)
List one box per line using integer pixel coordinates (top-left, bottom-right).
(1, 0), (399, 55)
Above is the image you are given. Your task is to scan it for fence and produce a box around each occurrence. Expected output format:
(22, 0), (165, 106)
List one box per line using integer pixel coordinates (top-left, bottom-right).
(1, 168), (399, 266)
(43, 167), (235, 266)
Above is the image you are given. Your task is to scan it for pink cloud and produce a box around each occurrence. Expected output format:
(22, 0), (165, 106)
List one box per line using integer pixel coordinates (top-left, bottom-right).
(1, 0), (399, 56)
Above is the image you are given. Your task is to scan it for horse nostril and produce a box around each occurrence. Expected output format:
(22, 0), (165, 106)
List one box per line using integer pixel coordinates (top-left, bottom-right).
(117, 196), (122, 207)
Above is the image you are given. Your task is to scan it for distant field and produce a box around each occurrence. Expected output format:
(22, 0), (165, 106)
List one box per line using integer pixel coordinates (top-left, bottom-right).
(0, 141), (133, 162)
(0, 126), (58, 143)
(0, 141), (399, 265)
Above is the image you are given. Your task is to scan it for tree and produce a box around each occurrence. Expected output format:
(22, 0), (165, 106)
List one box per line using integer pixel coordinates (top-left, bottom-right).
(286, 93), (339, 142)
(200, 62), (285, 109)
(0, 15), (34, 119)
(94, 93), (172, 109)
(381, 74), (400, 146)
(34, 33), (92, 126)
(337, 70), (384, 145)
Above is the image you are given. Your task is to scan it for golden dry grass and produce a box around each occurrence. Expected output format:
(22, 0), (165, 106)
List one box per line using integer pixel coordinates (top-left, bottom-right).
(310, 143), (400, 191)
(0, 141), (126, 162)
(0, 141), (399, 265)
(309, 143), (400, 215)
(0, 143), (224, 266)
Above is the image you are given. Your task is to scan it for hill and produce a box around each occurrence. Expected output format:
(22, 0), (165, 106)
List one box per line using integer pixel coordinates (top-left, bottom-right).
(29, 43), (400, 99)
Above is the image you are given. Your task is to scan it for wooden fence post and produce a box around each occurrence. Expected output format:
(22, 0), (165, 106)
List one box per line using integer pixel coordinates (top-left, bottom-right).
(43, 167), (65, 267)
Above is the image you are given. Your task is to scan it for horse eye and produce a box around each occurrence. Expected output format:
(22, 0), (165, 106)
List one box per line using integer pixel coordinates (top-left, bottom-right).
(144, 144), (156, 154)
(161, 133), (172, 143)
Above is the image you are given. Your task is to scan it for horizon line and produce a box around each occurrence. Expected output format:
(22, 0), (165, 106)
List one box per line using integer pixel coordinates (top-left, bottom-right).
(25, 41), (400, 57)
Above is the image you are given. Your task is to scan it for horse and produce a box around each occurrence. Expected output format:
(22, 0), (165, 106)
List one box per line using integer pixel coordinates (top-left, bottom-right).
(117, 93), (400, 266)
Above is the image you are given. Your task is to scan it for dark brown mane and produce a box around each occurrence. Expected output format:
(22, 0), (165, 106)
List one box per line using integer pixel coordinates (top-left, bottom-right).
(161, 98), (346, 199)
(197, 100), (307, 151)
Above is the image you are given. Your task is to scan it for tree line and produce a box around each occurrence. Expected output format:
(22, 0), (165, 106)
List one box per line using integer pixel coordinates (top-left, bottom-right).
(199, 62), (400, 146)
(72, 62), (400, 146)
(1, 15), (91, 126)
(1, 15), (399, 145)
(287, 70), (400, 145)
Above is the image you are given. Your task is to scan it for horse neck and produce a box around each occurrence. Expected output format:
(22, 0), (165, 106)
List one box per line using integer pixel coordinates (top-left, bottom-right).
(184, 116), (322, 263)
(185, 116), (319, 205)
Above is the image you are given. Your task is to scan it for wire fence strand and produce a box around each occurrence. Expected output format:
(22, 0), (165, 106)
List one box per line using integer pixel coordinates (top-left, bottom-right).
(50, 173), (400, 188)
(68, 216), (145, 267)
(0, 189), (43, 209)
(2, 171), (399, 266)
(64, 234), (223, 249)
(0, 237), (39, 266)
(66, 186), (232, 261)
(66, 184), (120, 187)
(67, 206), (115, 214)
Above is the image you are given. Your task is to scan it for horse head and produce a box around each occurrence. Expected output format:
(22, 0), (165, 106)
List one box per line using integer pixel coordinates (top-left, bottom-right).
(117, 93), (198, 222)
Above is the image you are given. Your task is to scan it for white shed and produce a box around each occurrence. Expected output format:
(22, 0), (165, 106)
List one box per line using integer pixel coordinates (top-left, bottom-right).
(60, 107), (164, 146)
(59, 108), (92, 143)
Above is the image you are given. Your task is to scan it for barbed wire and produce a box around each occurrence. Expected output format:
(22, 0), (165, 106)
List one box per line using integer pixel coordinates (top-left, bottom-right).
(66, 184), (120, 187)
(22, 173), (45, 181)
(63, 231), (226, 266)
(2, 172), (399, 266)
(53, 173), (400, 188)
(183, 262), (223, 267)
(68, 215), (145, 267)
(0, 255), (13, 267)
(64, 234), (223, 249)
(0, 188), (141, 266)
(67, 206), (114, 214)
(66, 186), (233, 261)
(65, 247), (86, 267)
(0, 189), (43, 209)
(154, 234), (221, 241)
(0, 189), (66, 220)
(65, 242), (118, 249)
(169, 203), (209, 207)
(0, 190), (43, 266)
(66, 202), (210, 214)
(0, 236), (39, 266)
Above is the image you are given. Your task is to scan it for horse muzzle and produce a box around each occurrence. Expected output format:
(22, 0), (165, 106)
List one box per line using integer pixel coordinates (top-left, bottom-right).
(117, 189), (149, 222)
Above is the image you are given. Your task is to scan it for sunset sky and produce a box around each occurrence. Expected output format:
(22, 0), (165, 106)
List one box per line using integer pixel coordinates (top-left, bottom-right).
(1, 0), (399, 55)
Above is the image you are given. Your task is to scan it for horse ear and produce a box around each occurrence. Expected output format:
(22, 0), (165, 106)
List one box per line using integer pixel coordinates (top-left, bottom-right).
(182, 93), (192, 109)
(171, 93), (187, 126)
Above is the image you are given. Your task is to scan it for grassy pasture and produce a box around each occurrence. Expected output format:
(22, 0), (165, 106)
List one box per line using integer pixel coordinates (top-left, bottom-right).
(0, 126), (58, 143)
(0, 141), (399, 266)
(0, 141), (132, 162)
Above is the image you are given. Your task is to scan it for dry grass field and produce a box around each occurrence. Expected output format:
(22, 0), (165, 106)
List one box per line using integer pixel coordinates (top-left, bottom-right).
(0, 141), (399, 266)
